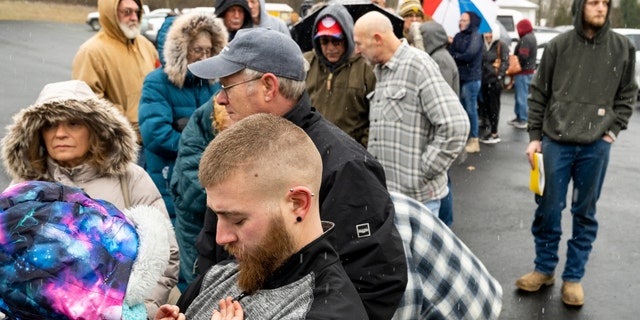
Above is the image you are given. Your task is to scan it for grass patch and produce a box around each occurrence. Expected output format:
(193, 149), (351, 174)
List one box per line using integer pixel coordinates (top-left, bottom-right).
(0, 0), (96, 24)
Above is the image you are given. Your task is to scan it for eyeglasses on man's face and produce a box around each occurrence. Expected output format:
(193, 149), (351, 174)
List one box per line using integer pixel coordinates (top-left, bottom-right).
(219, 77), (261, 97)
(189, 47), (213, 57)
(118, 8), (140, 17)
(318, 37), (345, 46)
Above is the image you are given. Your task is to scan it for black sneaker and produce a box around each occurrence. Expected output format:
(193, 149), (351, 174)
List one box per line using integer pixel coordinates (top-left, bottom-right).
(480, 134), (501, 144)
(507, 118), (520, 126)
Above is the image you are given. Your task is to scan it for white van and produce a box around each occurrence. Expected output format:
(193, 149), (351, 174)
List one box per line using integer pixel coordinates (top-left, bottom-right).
(265, 3), (294, 22)
(496, 8), (524, 51)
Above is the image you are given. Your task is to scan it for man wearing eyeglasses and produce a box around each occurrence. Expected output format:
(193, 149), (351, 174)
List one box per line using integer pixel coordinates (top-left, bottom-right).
(72, 0), (158, 169)
(186, 28), (407, 320)
(303, 4), (375, 148)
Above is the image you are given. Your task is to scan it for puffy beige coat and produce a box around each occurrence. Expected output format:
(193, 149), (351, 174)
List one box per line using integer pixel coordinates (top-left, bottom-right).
(1, 80), (179, 318)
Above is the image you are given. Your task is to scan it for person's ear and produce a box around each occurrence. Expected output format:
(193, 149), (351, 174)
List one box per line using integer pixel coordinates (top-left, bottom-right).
(261, 73), (279, 102)
(288, 187), (315, 223)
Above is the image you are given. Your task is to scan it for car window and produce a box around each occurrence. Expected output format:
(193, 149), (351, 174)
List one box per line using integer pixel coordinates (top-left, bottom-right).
(497, 16), (514, 32)
(625, 35), (640, 52)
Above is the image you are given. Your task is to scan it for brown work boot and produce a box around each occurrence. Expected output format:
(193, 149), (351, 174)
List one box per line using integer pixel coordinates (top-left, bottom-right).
(562, 281), (584, 306)
(465, 138), (480, 153)
(515, 271), (555, 292)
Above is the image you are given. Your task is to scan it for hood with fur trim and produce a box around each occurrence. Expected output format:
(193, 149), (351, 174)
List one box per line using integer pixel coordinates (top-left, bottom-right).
(163, 13), (228, 88)
(1, 80), (138, 181)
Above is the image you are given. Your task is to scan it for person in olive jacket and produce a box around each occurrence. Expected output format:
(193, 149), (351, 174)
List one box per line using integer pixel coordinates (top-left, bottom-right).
(303, 4), (375, 148)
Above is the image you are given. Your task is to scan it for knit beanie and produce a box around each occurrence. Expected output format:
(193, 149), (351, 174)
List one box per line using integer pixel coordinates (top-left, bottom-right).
(398, 0), (424, 18)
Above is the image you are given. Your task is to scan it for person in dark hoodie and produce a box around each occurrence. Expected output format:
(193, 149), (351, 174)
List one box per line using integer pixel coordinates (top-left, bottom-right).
(449, 11), (484, 154)
(303, 3), (375, 147)
(507, 18), (537, 129)
(515, 0), (636, 307)
(215, 0), (252, 41)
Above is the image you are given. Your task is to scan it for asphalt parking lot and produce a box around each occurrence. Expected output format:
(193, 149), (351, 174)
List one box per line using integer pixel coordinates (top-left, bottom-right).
(1, 20), (639, 319)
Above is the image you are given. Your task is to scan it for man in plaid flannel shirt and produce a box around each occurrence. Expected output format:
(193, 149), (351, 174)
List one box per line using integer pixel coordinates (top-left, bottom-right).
(390, 191), (503, 319)
(354, 12), (469, 218)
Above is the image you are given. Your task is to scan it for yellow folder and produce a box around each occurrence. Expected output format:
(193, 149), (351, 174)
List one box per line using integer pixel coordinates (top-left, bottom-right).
(529, 153), (545, 196)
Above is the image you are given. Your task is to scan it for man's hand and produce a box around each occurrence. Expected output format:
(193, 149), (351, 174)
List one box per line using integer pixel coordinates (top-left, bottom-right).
(211, 297), (244, 320)
(525, 140), (542, 169)
(155, 304), (185, 320)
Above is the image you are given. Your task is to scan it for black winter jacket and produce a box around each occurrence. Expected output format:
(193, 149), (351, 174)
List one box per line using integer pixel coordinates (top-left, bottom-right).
(181, 224), (369, 319)
(195, 93), (407, 320)
(482, 40), (509, 84)
(449, 11), (484, 82)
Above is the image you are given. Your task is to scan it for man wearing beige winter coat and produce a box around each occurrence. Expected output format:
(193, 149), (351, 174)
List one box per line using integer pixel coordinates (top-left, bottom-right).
(72, 0), (158, 166)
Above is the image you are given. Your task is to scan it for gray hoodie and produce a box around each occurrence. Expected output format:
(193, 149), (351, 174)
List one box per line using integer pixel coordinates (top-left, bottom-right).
(420, 21), (460, 96)
(253, 0), (290, 35)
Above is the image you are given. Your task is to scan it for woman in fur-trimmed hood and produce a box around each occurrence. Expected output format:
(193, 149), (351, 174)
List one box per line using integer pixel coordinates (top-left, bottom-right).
(139, 12), (227, 222)
(0, 80), (179, 318)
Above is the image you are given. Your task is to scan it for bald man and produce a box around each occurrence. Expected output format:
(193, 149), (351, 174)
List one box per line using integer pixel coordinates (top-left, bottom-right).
(353, 12), (469, 221)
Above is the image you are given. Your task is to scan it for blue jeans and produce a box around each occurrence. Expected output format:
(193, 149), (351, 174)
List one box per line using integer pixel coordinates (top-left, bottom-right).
(423, 199), (442, 218)
(514, 74), (533, 122)
(532, 137), (611, 282)
(438, 172), (453, 227)
(460, 80), (481, 138)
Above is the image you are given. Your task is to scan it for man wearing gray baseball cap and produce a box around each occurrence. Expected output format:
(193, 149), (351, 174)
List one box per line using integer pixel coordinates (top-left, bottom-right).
(183, 28), (408, 320)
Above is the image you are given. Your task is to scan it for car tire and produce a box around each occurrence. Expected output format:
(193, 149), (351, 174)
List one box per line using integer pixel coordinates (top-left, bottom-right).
(90, 19), (100, 31)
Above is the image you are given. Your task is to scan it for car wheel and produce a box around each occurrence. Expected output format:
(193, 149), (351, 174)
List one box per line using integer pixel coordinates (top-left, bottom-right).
(90, 19), (101, 31)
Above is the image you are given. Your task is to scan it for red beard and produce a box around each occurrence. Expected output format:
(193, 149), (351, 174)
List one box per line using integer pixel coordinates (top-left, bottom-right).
(225, 214), (295, 294)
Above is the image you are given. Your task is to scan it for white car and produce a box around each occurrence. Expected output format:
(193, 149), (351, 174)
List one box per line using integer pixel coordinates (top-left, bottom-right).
(141, 8), (173, 44)
(534, 26), (562, 67)
(613, 28), (640, 99)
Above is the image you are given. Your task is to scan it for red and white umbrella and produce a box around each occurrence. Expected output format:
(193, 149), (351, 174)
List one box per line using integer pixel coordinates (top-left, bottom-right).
(424, 0), (499, 37)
